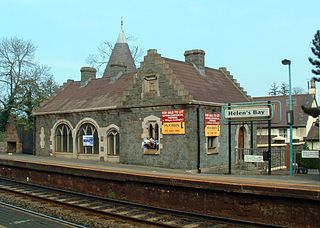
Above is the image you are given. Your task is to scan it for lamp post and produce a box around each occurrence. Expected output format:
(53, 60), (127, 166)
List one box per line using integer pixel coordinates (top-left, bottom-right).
(281, 59), (293, 176)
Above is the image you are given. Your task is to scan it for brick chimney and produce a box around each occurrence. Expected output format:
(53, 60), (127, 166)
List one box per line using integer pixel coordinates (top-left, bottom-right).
(80, 67), (96, 82)
(184, 49), (205, 71)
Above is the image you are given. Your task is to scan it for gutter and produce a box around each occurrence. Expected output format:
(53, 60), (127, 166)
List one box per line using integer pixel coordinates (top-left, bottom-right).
(32, 100), (224, 116)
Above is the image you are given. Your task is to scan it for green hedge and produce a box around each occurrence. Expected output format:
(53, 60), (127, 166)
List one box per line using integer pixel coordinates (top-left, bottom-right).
(296, 152), (320, 169)
(0, 131), (5, 142)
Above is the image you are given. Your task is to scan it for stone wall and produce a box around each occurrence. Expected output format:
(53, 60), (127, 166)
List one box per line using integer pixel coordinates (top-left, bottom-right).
(34, 49), (256, 170)
(3, 118), (22, 153)
(34, 104), (246, 170)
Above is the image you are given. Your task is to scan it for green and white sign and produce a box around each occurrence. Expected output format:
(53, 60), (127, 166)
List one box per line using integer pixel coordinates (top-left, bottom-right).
(221, 101), (280, 123)
(225, 107), (270, 119)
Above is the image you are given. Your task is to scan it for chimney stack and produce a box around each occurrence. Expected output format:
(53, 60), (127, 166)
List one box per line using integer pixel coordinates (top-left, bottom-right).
(80, 67), (96, 82)
(309, 78), (317, 95)
(184, 49), (205, 71)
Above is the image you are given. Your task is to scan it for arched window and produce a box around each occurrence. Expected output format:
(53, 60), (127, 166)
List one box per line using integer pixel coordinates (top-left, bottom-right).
(55, 124), (72, 153)
(147, 123), (159, 142)
(145, 122), (160, 150)
(107, 129), (119, 156)
(148, 124), (154, 139)
(154, 124), (159, 141)
(142, 115), (161, 154)
(77, 123), (99, 154)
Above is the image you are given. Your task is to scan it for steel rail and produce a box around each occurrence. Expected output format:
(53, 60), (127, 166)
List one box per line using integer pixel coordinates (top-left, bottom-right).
(0, 201), (86, 228)
(0, 177), (286, 228)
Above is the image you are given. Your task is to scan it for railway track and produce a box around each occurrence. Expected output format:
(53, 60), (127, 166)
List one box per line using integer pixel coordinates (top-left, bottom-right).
(0, 201), (85, 228)
(0, 178), (284, 228)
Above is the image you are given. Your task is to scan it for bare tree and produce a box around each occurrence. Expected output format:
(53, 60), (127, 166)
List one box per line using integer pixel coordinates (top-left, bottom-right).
(292, 87), (306, 95)
(0, 37), (58, 130)
(86, 35), (143, 75)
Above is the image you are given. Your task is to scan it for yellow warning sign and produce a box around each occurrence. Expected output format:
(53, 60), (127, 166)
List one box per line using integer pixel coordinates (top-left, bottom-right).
(162, 122), (185, 135)
(205, 125), (220, 137)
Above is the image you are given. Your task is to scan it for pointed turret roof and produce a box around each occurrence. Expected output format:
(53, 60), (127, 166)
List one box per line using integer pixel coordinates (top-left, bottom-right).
(116, 22), (127, 43)
(103, 19), (136, 78)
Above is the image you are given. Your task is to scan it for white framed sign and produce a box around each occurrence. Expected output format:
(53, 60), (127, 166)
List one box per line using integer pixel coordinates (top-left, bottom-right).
(225, 107), (270, 119)
(244, 155), (264, 163)
(302, 150), (319, 158)
(83, 135), (94, 147)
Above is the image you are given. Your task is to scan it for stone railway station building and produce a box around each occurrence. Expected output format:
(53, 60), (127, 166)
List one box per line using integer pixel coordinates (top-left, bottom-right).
(33, 26), (253, 171)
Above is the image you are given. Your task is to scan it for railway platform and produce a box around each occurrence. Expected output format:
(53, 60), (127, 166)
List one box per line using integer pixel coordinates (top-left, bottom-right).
(0, 153), (319, 227)
(0, 153), (318, 195)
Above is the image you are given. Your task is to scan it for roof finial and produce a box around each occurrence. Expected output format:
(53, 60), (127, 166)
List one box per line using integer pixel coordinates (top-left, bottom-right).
(116, 17), (127, 44)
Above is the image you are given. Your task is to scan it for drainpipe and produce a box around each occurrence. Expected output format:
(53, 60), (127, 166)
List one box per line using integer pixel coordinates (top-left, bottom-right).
(33, 116), (36, 155)
(197, 107), (201, 173)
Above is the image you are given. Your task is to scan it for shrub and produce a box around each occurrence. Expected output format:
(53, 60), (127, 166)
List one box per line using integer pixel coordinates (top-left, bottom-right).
(296, 152), (320, 169)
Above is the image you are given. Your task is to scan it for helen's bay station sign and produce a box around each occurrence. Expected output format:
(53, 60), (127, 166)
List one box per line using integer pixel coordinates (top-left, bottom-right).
(222, 101), (281, 175)
(224, 107), (270, 119)
(222, 101), (279, 122)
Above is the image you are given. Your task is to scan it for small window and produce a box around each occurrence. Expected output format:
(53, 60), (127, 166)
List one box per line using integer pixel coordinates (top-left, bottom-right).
(207, 136), (219, 155)
(142, 116), (161, 155)
(143, 122), (159, 151)
(279, 128), (287, 139)
(142, 73), (160, 97)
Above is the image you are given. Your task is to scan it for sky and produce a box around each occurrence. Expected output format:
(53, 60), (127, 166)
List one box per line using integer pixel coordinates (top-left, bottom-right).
(1, 0), (319, 97)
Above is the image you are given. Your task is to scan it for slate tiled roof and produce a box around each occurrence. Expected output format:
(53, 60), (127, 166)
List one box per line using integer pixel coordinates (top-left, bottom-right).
(103, 42), (136, 77)
(164, 58), (250, 103)
(34, 73), (134, 114)
(306, 122), (319, 141)
(103, 28), (136, 78)
(253, 94), (315, 127)
(35, 54), (251, 115)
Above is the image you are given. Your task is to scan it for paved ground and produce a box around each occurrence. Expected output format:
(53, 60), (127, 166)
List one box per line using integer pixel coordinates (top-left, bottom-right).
(0, 153), (319, 192)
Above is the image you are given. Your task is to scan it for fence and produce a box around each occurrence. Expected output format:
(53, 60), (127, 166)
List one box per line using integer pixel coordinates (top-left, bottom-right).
(236, 147), (303, 173)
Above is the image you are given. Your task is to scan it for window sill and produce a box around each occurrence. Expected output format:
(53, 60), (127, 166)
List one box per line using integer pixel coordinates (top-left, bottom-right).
(144, 149), (160, 155)
(207, 148), (218, 155)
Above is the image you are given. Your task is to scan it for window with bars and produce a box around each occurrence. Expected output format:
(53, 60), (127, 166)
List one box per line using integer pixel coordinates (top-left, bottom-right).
(55, 124), (73, 153)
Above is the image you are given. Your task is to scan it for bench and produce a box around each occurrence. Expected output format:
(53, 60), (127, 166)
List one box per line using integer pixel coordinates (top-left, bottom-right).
(296, 167), (308, 174)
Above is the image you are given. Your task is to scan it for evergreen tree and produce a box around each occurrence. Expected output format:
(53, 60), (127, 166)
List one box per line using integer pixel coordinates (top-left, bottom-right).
(302, 30), (320, 118)
(278, 82), (289, 95)
(309, 30), (320, 77)
(268, 82), (279, 95)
